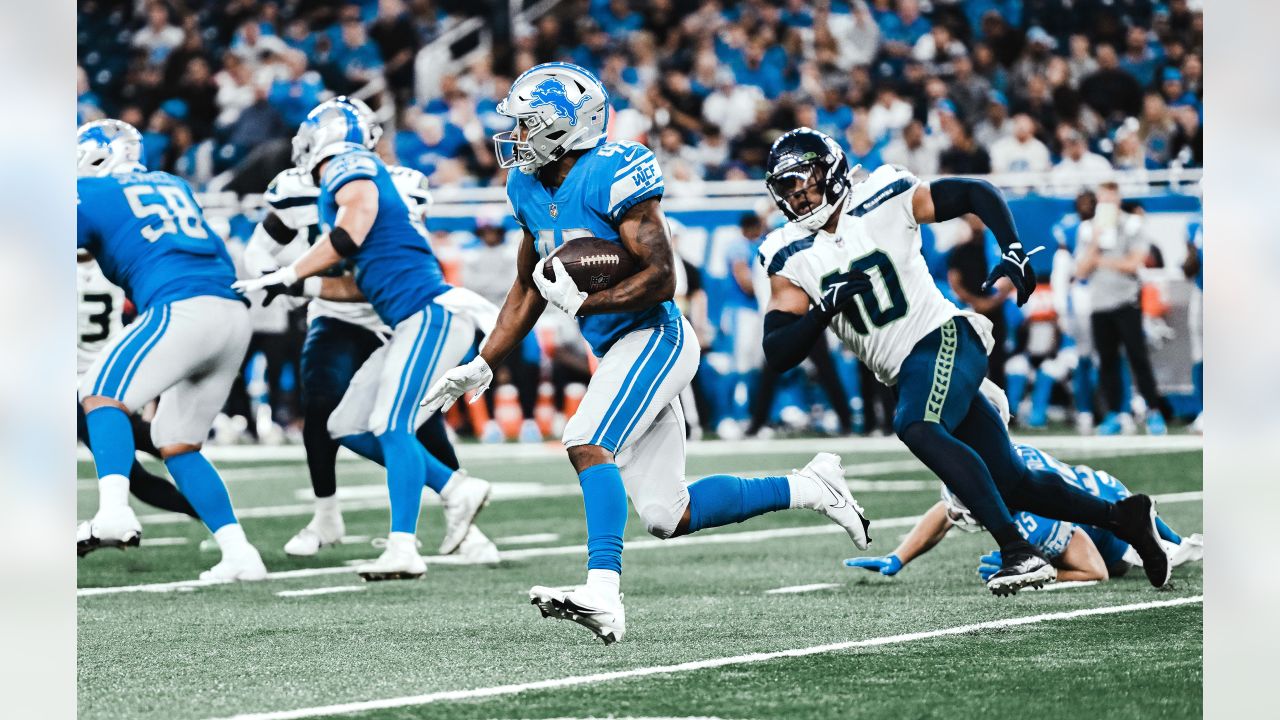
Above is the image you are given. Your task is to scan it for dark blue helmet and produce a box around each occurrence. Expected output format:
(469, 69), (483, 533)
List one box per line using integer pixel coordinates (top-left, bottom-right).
(765, 127), (854, 231)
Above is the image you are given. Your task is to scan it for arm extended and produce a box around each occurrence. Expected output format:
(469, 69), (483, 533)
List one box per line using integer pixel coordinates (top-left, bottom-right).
(845, 502), (955, 575)
(479, 229), (547, 368)
(288, 178), (379, 280)
(577, 198), (676, 315)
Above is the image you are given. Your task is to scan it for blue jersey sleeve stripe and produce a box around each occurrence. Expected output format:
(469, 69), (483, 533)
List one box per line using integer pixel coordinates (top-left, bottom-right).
(608, 182), (664, 222)
(765, 235), (816, 276)
(847, 178), (916, 217)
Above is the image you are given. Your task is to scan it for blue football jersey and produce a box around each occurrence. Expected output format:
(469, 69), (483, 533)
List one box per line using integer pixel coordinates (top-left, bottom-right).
(1016, 443), (1133, 566)
(77, 171), (242, 312)
(1014, 511), (1075, 560)
(317, 148), (449, 327)
(506, 140), (680, 356)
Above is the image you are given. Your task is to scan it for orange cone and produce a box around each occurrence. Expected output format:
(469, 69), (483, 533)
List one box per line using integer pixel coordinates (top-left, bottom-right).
(534, 382), (556, 438)
(563, 382), (587, 423)
(493, 384), (523, 440)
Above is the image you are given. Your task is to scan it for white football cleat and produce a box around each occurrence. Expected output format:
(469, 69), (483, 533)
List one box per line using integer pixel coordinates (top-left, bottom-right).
(283, 514), (345, 557)
(529, 583), (626, 645)
(77, 505), (143, 557)
(793, 452), (871, 550)
(438, 472), (492, 555)
(199, 545), (268, 582)
(1169, 533), (1204, 567)
(357, 534), (426, 581)
(455, 526), (500, 565)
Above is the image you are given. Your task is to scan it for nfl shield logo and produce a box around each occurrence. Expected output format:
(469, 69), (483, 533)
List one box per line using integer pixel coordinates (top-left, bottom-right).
(549, 203), (558, 219)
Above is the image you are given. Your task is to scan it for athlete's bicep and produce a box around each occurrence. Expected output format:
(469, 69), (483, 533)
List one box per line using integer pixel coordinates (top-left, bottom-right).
(767, 274), (811, 315)
(333, 179), (379, 242)
(912, 182), (937, 224)
(616, 198), (675, 280)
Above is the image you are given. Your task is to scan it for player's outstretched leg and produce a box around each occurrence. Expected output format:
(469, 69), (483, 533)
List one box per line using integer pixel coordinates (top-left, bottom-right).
(162, 448), (266, 581)
(530, 456), (627, 645)
(893, 320), (1055, 596)
(680, 454), (870, 548)
(78, 400), (143, 556)
(955, 392), (1170, 588)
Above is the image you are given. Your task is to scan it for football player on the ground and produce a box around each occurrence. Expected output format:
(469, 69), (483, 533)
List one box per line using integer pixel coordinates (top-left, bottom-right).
(757, 127), (1169, 595)
(240, 97), (497, 563)
(76, 250), (198, 530)
(848, 440), (1202, 583)
(234, 100), (493, 581)
(421, 63), (871, 645)
(77, 119), (266, 580)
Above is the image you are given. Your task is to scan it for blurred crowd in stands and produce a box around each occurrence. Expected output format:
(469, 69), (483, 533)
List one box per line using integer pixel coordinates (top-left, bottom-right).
(79, 0), (1203, 191)
(79, 0), (1204, 443)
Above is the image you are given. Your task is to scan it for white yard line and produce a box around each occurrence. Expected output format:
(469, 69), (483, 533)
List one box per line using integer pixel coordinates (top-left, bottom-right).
(208, 596), (1203, 720)
(76, 434), (1203, 465)
(1034, 580), (1100, 592)
(275, 586), (366, 598)
(764, 583), (842, 595)
(495, 532), (561, 546)
(141, 537), (189, 547)
(76, 491), (1201, 598)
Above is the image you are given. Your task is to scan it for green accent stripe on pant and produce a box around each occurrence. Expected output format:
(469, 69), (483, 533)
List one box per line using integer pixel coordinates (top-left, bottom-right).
(924, 319), (958, 423)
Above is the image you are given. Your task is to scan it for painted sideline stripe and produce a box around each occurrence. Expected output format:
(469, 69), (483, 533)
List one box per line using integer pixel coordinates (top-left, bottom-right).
(76, 491), (1202, 598)
(75, 433), (1203, 464)
(764, 583), (841, 595)
(208, 596), (1203, 720)
(276, 586), (366, 598)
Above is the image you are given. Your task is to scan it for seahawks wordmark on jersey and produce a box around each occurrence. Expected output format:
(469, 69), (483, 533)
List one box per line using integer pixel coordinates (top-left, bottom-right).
(264, 164), (434, 334)
(758, 165), (994, 385)
(507, 140), (679, 356)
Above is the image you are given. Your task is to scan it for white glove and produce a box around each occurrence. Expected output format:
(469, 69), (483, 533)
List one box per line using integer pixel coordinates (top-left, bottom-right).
(532, 257), (587, 317)
(420, 356), (493, 413)
(231, 265), (315, 306)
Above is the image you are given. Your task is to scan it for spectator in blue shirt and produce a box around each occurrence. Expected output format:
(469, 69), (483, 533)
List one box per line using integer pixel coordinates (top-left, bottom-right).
(963, 0), (1023, 41)
(331, 17), (384, 92)
(268, 51), (325, 129)
(594, 0), (643, 38)
(880, 0), (931, 57)
(730, 40), (785, 99)
(815, 87), (854, 138)
(1120, 26), (1158, 88)
(395, 110), (470, 178)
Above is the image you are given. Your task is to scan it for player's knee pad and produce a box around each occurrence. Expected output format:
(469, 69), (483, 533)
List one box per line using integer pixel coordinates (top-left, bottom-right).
(638, 501), (684, 540)
(1040, 356), (1069, 381)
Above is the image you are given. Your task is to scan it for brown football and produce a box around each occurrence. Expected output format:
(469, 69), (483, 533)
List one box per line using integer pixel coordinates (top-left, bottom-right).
(544, 236), (638, 294)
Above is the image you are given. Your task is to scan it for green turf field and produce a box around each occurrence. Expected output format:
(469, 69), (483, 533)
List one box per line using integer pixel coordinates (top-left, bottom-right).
(76, 438), (1202, 720)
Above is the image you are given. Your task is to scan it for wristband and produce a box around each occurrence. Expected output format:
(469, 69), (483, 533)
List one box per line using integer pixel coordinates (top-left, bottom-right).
(301, 276), (322, 298)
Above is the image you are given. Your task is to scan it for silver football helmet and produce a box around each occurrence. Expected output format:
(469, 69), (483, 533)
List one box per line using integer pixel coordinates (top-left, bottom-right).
(940, 486), (982, 532)
(77, 119), (145, 177)
(291, 96), (383, 173)
(493, 62), (610, 173)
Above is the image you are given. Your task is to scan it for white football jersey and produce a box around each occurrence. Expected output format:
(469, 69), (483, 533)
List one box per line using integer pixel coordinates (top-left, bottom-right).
(77, 255), (126, 377)
(758, 166), (993, 385)
(262, 165), (434, 335)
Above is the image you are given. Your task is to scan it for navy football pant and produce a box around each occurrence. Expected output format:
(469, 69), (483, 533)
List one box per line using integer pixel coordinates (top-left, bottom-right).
(300, 317), (458, 500)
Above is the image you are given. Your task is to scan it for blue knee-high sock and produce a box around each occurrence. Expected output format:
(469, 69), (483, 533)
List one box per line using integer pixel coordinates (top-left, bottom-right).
(377, 431), (456, 534)
(579, 463), (627, 574)
(86, 406), (135, 479)
(687, 474), (790, 533)
(340, 431), (384, 464)
(1155, 516), (1182, 545)
(1074, 356), (1095, 415)
(1028, 371), (1055, 427)
(1005, 371), (1029, 415)
(164, 451), (238, 533)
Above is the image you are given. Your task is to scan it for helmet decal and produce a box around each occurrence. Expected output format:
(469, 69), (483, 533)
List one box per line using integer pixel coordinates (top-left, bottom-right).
(529, 78), (591, 125)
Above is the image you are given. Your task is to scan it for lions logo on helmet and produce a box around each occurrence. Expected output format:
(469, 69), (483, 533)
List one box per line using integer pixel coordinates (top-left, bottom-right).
(493, 62), (609, 173)
(291, 96), (383, 174)
(529, 77), (592, 124)
(77, 119), (145, 177)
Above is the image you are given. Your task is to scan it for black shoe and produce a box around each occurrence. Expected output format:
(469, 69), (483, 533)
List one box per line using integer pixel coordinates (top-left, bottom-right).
(1109, 494), (1171, 588)
(987, 541), (1057, 597)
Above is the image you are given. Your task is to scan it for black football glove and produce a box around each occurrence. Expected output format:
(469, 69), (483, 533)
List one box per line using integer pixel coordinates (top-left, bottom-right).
(814, 268), (872, 323)
(982, 242), (1043, 307)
